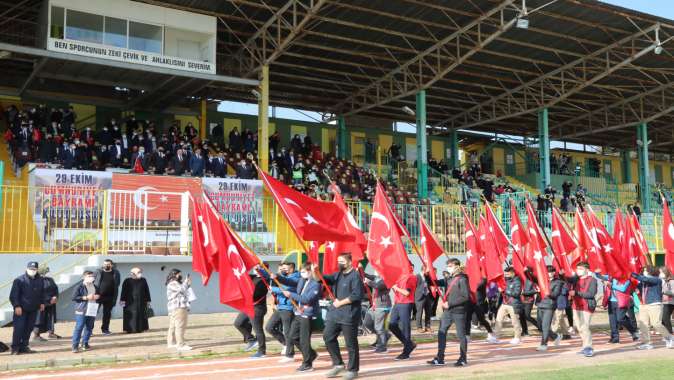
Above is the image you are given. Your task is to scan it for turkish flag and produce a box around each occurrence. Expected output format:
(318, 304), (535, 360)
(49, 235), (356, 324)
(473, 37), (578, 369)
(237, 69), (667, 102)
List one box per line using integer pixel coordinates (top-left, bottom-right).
(218, 218), (257, 318)
(575, 210), (606, 273)
(307, 241), (321, 265)
(419, 217), (444, 281)
(477, 214), (506, 290)
(509, 200), (529, 280)
(322, 241), (339, 274)
(662, 196), (674, 273)
(586, 206), (628, 280)
(551, 208), (576, 274)
(366, 183), (412, 288)
(629, 212), (650, 267)
(190, 198), (213, 285)
(620, 212), (642, 273)
(613, 210), (626, 262)
(330, 184), (367, 263)
(463, 208), (483, 302)
(485, 202), (510, 262)
(259, 170), (354, 242)
(111, 173), (202, 220)
(524, 200), (550, 298)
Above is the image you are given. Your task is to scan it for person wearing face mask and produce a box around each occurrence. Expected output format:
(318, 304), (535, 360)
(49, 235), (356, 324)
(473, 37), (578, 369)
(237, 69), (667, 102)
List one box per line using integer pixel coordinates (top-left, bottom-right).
(275, 262), (322, 372)
(165, 269), (193, 351)
(233, 264), (270, 358)
(597, 272), (639, 344)
(267, 262), (299, 362)
(632, 266), (673, 349)
(492, 267), (523, 345)
(120, 268), (152, 334)
(9, 261), (46, 355)
(427, 258), (470, 367)
(32, 266), (60, 342)
(535, 266), (564, 351)
(567, 262), (597, 357)
(94, 259), (121, 335)
(322, 253), (364, 380)
(71, 271), (100, 353)
(362, 269), (392, 354)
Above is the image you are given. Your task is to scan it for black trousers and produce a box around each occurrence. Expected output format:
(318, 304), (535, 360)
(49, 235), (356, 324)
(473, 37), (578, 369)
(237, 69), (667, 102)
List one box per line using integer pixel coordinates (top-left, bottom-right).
(519, 302), (540, 334)
(12, 310), (37, 351)
(437, 310), (467, 363)
(233, 304), (267, 353)
(389, 303), (414, 354)
(565, 305), (574, 327)
(466, 302), (493, 335)
(662, 304), (674, 334)
(323, 319), (359, 372)
(537, 308), (556, 345)
(290, 316), (316, 367)
(415, 296), (432, 329)
(265, 309), (295, 356)
(100, 301), (114, 332)
(607, 301), (636, 341)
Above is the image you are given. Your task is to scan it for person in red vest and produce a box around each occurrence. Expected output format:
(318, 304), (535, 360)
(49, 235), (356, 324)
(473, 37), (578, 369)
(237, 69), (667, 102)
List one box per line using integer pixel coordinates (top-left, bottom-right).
(567, 262), (598, 357)
(598, 274), (639, 344)
(388, 271), (417, 361)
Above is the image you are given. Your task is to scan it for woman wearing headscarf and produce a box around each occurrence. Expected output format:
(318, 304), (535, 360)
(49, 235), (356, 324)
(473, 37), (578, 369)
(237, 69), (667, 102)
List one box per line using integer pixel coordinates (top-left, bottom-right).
(120, 267), (152, 333)
(32, 266), (60, 341)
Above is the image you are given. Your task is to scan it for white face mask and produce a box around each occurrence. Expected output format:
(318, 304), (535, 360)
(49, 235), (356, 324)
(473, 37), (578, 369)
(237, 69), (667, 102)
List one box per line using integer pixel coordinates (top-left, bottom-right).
(300, 272), (310, 279)
(446, 266), (456, 275)
(576, 269), (586, 277)
(26, 269), (37, 277)
(134, 272), (142, 279)
(83, 276), (94, 284)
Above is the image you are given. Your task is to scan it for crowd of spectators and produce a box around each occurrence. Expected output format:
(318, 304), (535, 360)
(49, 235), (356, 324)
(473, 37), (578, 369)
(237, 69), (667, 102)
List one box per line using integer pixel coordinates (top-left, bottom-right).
(3, 104), (426, 204)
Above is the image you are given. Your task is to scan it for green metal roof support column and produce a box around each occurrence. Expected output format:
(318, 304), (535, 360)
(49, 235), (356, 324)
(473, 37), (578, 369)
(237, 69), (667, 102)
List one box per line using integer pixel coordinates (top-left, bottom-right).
(449, 129), (459, 170)
(337, 116), (347, 159)
(637, 122), (651, 212)
(257, 65), (269, 172)
(621, 150), (632, 184)
(416, 90), (428, 199)
(538, 108), (550, 193)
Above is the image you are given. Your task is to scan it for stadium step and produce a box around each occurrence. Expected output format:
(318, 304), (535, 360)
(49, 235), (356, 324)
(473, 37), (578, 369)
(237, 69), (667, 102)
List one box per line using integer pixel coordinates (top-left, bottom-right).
(0, 255), (102, 327)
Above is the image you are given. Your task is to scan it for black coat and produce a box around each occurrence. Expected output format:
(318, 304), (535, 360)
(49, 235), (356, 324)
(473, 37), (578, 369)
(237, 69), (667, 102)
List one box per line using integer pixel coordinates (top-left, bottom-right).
(120, 277), (151, 333)
(9, 274), (47, 312)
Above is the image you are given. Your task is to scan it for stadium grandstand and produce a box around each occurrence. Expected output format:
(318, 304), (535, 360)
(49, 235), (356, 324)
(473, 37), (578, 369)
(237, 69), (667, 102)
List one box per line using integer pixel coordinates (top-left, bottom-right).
(1, 0), (674, 322)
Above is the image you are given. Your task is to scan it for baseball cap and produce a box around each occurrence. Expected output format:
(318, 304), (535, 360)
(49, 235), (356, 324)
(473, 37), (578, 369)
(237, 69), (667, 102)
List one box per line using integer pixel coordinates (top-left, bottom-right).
(27, 261), (39, 269)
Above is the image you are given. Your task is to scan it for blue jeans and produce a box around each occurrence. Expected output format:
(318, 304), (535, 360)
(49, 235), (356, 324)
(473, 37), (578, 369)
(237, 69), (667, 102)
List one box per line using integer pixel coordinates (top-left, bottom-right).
(389, 303), (414, 355)
(72, 314), (95, 348)
(607, 301), (636, 341)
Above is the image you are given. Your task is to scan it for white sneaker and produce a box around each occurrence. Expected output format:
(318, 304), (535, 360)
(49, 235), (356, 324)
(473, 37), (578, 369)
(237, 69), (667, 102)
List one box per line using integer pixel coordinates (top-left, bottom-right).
(486, 334), (499, 344)
(636, 343), (653, 350)
(280, 345), (287, 356)
(536, 345), (548, 351)
(167, 344), (176, 348)
(567, 327), (575, 335)
(177, 345), (193, 351)
(278, 356), (294, 363)
(509, 338), (521, 345)
(666, 338), (674, 349)
(554, 335), (562, 347)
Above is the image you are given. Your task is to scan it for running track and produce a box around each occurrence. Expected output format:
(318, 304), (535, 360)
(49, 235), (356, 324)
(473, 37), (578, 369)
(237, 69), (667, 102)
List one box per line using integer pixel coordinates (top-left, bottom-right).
(3, 334), (671, 380)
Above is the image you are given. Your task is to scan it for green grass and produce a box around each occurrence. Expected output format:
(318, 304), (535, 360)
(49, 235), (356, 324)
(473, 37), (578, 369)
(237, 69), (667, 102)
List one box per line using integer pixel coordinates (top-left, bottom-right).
(409, 358), (674, 380)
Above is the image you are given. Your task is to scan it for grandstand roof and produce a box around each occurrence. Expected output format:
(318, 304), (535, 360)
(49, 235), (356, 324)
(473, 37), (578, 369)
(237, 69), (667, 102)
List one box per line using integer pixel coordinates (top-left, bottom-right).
(1, 0), (674, 151)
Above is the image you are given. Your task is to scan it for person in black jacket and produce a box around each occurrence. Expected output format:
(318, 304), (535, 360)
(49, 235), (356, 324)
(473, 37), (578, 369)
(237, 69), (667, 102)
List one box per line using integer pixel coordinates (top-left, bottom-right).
(233, 264), (269, 358)
(94, 259), (121, 335)
(536, 266), (564, 351)
(32, 266), (59, 341)
(9, 261), (46, 355)
(427, 258), (470, 367)
(322, 253), (364, 380)
(519, 269), (541, 336)
(493, 267), (523, 345)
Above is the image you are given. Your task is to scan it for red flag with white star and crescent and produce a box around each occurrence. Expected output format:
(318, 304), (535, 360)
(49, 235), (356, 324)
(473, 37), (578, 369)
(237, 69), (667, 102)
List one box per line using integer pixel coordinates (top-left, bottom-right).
(419, 217), (444, 282)
(509, 200), (529, 281)
(190, 197), (214, 286)
(330, 184), (367, 263)
(366, 182), (412, 288)
(524, 200), (550, 299)
(551, 207), (576, 274)
(586, 205), (628, 280)
(575, 209), (607, 274)
(463, 208), (483, 302)
(477, 214), (506, 290)
(662, 196), (674, 273)
(258, 169), (355, 242)
(217, 216), (256, 318)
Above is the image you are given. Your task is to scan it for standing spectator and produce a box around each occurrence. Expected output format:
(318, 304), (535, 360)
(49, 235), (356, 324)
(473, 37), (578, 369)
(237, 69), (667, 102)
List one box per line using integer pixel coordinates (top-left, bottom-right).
(120, 268), (152, 334)
(236, 159), (255, 179)
(243, 128), (255, 152)
(9, 261), (45, 355)
(211, 123), (223, 143)
(229, 127), (242, 153)
(303, 134), (313, 155)
(94, 259), (120, 336)
(32, 266), (59, 342)
(166, 269), (193, 351)
(269, 131), (280, 156)
(189, 148), (205, 176)
(62, 106), (76, 130)
(290, 134), (303, 153)
(71, 271), (99, 353)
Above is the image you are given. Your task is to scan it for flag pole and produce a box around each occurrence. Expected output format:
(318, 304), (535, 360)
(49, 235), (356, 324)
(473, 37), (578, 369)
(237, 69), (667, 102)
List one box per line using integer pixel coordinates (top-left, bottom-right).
(202, 191), (302, 309)
(253, 163), (336, 300)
